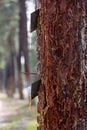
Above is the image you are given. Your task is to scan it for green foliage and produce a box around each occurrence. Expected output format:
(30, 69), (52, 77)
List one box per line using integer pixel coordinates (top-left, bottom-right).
(26, 122), (37, 130)
(0, 0), (19, 69)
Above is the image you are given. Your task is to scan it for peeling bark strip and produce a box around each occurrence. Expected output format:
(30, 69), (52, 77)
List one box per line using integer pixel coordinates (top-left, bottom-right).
(37, 0), (87, 130)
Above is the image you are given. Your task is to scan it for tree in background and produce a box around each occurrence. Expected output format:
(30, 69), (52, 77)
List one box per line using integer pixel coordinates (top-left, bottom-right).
(0, 0), (19, 95)
(37, 0), (87, 130)
(5, 28), (16, 97)
(18, 0), (29, 99)
(0, 0), (36, 99)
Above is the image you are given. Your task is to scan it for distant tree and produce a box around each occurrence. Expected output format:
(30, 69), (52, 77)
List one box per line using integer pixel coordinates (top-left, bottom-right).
(5, 28), (16, 97)
(0, 0), (19, 93)
(18, 0), (29, 99)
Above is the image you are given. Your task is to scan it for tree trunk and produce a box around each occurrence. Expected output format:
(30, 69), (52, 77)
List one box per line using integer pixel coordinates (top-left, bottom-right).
(37, 0), (87, 130)
(19, 0), (29, 73)
(18, 0), (29, 99)
(17, 53), (24, 99)
(5, 29), (15, 97)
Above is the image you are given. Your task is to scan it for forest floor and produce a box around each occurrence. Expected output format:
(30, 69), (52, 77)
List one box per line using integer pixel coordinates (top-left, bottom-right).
(0, 92), (37, 130)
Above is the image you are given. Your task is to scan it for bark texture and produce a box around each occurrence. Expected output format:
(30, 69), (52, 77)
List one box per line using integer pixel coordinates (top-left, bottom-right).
(37, 0), (87, 130)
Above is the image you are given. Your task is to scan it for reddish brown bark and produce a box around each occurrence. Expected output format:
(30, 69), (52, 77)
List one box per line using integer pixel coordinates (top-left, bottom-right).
(37, 0), (87, 130)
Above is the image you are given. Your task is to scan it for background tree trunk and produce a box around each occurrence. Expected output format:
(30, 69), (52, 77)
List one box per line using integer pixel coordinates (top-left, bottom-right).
(19, 0), (29, 73)
(18, 0), (29, 99)
(37, 0), (87, 130)
(5, 28), (15, 97)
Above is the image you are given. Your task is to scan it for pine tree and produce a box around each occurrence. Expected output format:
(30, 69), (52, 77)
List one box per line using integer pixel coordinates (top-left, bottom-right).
(37, 1), (87, 130)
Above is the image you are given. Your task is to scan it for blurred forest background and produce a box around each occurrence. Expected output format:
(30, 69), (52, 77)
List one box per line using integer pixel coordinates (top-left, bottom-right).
(0, 0), (38, 130)
(0, 0), (37, 99)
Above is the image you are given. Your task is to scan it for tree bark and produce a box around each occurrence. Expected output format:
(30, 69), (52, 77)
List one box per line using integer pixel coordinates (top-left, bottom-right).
(37, 0), (87, 130)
